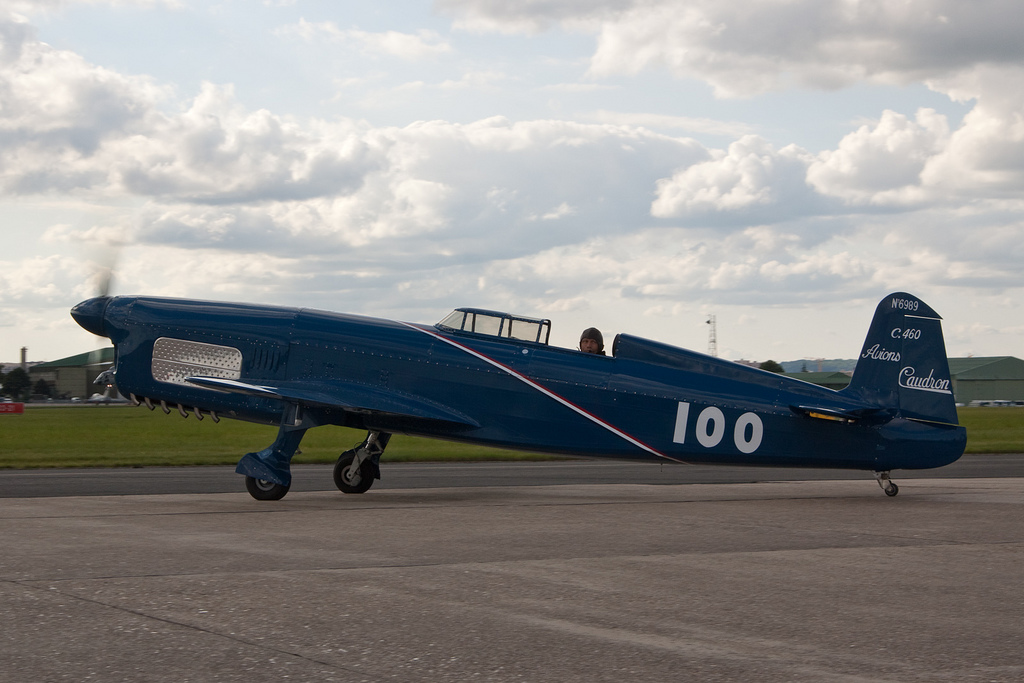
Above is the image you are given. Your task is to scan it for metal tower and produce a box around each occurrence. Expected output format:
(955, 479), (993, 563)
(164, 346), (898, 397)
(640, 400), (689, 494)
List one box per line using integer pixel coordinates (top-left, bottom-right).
(706, 315), (717, 357)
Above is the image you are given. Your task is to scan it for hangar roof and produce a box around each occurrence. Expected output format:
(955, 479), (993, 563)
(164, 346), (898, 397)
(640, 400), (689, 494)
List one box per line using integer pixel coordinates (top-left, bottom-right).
(948, 356), (1024, 380)
(32, 347), (114, 369)
(783, 371), (852, 387)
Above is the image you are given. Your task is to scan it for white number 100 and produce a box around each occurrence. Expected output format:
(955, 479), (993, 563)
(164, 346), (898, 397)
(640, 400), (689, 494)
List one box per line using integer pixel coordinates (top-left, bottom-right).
(673, 402), (763, 454)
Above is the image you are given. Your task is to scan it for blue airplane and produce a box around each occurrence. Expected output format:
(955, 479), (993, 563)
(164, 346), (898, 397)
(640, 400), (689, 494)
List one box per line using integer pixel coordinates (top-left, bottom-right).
(71, 291), (966, 500)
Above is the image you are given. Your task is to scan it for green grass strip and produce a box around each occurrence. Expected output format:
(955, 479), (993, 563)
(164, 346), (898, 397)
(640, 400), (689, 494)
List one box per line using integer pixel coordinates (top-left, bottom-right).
(0, 406), (556, 468)
(0, 405), (1019, 469)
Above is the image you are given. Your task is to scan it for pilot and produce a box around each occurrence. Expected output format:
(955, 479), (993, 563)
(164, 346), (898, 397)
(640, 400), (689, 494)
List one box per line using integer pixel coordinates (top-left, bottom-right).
(579, 327), (606, 355)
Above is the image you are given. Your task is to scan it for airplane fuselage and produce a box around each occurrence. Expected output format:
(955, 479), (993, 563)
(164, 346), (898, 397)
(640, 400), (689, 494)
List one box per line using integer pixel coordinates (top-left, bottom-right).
(77, 295), (966, 474)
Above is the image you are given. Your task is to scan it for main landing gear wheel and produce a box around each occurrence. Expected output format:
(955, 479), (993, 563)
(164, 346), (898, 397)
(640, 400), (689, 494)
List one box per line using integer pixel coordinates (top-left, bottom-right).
(245, 476), (290, 501)
(334, 450), (375, 494)
(884, 482), (899, 497)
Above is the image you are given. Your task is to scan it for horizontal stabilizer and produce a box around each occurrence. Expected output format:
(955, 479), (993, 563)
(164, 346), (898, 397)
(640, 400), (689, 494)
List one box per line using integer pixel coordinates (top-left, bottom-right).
(186, 376), (480, 428)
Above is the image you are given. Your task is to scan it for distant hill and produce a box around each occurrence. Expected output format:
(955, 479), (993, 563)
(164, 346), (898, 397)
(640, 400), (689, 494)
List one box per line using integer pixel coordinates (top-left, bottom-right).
(779, 359), (857, 373)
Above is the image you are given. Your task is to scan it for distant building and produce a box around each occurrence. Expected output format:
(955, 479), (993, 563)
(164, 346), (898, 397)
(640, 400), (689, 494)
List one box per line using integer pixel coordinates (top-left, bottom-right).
(29, 347), (114, 399)
(783, 371), (853, 391)
(948, 356), (1024, 404)
(782, 356), (1024, 404)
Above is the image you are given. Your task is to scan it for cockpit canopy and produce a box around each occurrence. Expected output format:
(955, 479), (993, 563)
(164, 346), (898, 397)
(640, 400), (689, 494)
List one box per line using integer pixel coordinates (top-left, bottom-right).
(436, 308), (551, 345)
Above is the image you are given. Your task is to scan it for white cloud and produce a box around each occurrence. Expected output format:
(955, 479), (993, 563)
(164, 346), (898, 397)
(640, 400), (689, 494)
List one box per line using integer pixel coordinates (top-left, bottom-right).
(921, 65), (1024, 196)
(0, 27), (383, 202)
(0, 15), (169, 192)
(5, 3), (1024, 362)
(651, 135), (818, 218)
(807, 108), (950, 205)
(540, 83), (616, 93)
(475, 214), (1024, 330)
(441, 1), (1024, 98)
(127, 115), (706, 260)
(436, 0), (1024, 215)
(437, 70), (507, 90)
(277, 19), (452, 59)
(589, 110), (754, 138)
(1, 0), (180, 14)
(537, 202), (575, 220)
(115, 83), (382, 203)
(437, 0), (618, 34)
(0, 254), (88, 304)
(800, 66), (1024, 205)
(351, 28), (452, 59)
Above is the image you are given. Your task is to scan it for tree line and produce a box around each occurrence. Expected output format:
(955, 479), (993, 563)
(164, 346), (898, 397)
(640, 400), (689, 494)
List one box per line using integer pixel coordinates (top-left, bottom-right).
(1, 368), (52, 401)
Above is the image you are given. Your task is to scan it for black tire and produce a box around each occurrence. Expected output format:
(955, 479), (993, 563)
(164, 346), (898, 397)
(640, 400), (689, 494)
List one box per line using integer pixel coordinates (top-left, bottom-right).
(884, 482), (899, 497)
(334, 450), (375, 494)
(245, 476), (290, 501)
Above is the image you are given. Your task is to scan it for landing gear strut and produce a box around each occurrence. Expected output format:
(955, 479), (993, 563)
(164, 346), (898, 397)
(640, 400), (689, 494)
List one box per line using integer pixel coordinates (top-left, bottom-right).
(334, 431), (391, 494)
(874, 471), (899, 497)
(236, 404), (310, 501)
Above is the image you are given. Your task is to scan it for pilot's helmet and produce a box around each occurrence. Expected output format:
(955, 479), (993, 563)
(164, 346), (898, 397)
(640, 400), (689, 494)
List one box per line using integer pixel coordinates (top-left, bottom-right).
(580, 327), (604, 351)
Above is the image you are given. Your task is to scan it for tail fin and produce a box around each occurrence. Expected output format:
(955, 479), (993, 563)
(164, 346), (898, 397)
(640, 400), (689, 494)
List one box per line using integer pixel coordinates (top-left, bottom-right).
(841, 292), (958, 425)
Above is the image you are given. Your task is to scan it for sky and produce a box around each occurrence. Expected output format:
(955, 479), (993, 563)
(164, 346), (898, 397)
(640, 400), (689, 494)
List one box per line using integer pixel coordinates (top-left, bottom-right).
(1, 0), (1023, 365)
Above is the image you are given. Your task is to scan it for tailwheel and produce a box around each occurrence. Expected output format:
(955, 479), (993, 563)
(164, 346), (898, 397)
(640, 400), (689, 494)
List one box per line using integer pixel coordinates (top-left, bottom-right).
(245, 476), (290, 501)
(334, 450), (375, 494)
(874, 471), (899, 497)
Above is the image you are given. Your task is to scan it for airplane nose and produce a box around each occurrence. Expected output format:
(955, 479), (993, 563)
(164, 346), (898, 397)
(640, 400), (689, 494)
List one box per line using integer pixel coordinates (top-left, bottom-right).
(71, 296), (111, 337)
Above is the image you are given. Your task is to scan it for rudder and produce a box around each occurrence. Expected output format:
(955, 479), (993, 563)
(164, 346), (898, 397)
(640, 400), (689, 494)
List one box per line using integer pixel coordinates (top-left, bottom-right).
(841, 292), (958, 425)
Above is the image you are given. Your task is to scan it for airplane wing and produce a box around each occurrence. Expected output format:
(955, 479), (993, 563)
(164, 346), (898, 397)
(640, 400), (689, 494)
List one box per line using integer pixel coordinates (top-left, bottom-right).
(185, 376), (480, 428)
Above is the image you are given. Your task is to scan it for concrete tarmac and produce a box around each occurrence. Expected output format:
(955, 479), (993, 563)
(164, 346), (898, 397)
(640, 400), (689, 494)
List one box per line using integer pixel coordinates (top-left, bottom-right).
(3, 478), (1023, 682)
(5, 454), (1023, 497)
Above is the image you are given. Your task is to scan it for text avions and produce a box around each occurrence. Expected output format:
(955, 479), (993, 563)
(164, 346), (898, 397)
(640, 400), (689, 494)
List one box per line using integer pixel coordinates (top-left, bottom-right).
(673, 402), (763, 454)
(899, 367), (952, 394)
(862, 343), (901, 362)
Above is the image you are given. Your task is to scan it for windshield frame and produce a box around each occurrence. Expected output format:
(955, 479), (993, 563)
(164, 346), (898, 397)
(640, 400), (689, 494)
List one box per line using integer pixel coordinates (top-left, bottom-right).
(436, 308), (551, 345)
